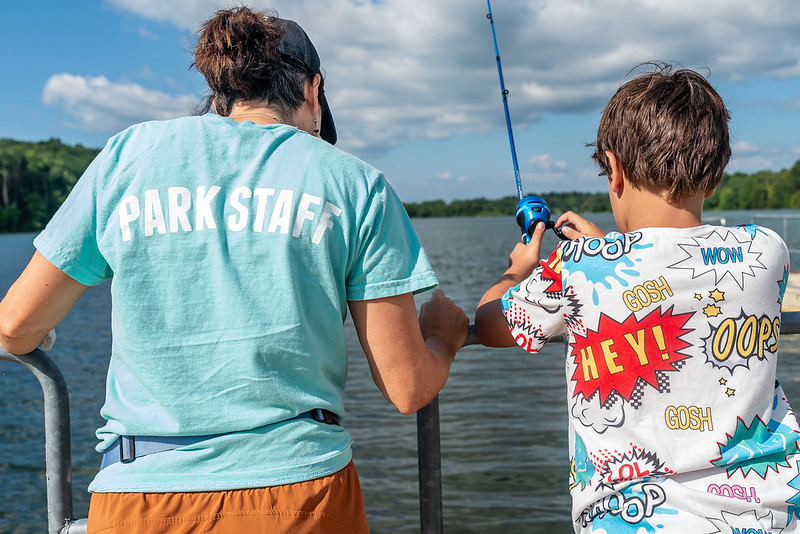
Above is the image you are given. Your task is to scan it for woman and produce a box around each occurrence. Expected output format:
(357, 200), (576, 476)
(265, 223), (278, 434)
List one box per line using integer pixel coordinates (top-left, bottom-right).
(0, 7), (468, 533)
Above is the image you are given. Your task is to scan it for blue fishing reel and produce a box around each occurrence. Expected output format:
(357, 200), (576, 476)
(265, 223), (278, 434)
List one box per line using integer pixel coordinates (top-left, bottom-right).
(515, 195), (567, 242)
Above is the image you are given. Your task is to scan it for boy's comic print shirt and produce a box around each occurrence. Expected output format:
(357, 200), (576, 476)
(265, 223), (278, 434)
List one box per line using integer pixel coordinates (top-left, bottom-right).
(502, 224), (800, 533)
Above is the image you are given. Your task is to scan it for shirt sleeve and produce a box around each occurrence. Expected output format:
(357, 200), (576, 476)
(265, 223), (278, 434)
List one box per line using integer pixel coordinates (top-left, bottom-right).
(33, 147), (113, 286)
(345, 175), (437, 300)
(501, 246), (568, 353)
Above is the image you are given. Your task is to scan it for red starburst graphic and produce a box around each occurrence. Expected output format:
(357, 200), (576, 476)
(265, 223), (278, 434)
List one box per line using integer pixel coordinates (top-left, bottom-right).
(540, 248), (563, 294)
(570, 306), (693, 404)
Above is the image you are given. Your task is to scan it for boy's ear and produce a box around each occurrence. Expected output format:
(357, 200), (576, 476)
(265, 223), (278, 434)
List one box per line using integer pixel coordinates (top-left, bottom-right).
(606, 151), (625, 194)
(704, 187), (716, 199)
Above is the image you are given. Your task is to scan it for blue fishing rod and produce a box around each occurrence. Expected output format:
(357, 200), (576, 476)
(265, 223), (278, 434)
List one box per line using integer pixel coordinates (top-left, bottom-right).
(486, 0), (566, 242)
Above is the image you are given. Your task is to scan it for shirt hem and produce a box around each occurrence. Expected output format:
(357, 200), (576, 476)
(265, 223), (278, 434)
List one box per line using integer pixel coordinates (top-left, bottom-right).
(347, 272), (438, 301)
(87, 448), (353, 493)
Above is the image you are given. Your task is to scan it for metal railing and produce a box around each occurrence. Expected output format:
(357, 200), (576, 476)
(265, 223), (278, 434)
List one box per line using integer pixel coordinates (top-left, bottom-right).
(4, 309), (800, 534)
(0, 348), (88, 534)
(750, 213), (800, 260)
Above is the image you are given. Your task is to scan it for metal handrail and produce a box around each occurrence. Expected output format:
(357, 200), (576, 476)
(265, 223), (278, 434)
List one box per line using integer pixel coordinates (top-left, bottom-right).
(750, 214), (800, 258)
(5, 310), (800, 534)
(417, 397), (443, 534)
(0, 348), (87, 534)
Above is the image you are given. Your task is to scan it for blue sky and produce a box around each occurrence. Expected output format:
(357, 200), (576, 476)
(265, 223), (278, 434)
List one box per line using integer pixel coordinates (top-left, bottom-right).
(2, 0), (799, 202)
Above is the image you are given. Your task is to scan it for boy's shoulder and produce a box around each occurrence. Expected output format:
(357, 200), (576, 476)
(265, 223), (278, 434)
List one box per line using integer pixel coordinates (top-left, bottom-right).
(556, 223), (787, 267)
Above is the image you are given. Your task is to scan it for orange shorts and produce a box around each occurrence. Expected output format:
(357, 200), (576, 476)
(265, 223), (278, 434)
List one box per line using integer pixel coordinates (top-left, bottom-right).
(86, 461), (369, 534)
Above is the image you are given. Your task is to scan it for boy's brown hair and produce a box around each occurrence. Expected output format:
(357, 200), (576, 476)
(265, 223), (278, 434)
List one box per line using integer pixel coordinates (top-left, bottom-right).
(592, 63), (731, 202)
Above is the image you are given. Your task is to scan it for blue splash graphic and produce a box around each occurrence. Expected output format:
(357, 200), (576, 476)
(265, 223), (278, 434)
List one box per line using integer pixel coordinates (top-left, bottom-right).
(592, 508), (678, 534)
(587, 484), (677, 533)
(787, 460), (800, 522)
(571, 433), (596, 490)
(572, 235), (652, 305)
(739, 223), (767, 239)
(713, 415), (800, 478)
(779, 267), (789, 305)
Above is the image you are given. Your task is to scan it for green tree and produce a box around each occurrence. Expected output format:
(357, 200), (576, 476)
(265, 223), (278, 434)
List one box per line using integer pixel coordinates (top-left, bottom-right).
(0, 138), (99, 232)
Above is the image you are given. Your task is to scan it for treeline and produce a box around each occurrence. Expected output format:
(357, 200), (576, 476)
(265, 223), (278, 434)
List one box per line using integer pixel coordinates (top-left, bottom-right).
(2, 137), (800, 232)
(405, 159), (800, 217)
(0, 138), (99, 232)
(404, 191), (611, 218)
(705, 160), (800, 210)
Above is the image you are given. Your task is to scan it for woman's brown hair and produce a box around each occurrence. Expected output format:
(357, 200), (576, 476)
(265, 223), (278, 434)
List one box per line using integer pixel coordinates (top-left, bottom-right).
(592, 63), (731, 202)
(192, 7), (320, 118)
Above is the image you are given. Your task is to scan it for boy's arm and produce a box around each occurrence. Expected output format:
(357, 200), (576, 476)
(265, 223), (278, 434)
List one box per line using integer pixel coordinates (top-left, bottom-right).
(475, 222), (547, 347)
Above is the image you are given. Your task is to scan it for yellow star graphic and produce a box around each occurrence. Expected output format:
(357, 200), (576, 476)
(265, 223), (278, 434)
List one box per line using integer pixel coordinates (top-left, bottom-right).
(694, 293), (703, 301)
(726, 388), (735, 397)
(710, 289), (725, 302)
(704, 304), (722, 317)
(719, 378), (727, 386)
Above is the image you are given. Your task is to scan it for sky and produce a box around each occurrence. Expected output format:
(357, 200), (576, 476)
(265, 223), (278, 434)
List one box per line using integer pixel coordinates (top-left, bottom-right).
(2, 0), (799, 203)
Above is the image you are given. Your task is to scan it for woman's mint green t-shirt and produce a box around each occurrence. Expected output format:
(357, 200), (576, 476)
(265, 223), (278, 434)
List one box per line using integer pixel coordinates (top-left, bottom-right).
(33, 114), (437, 492)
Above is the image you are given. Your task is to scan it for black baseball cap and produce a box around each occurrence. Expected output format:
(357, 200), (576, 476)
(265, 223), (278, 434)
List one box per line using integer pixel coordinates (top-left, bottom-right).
(277, 19), (337, 145)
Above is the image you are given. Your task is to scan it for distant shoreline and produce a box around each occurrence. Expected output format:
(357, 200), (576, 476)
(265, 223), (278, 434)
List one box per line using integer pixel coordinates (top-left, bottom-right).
(1, 138), (799, 231)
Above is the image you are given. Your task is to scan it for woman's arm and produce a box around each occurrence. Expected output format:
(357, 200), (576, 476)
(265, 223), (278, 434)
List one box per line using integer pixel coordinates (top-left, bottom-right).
(0, 251), (89, 354)
(348, 289), (468, 415)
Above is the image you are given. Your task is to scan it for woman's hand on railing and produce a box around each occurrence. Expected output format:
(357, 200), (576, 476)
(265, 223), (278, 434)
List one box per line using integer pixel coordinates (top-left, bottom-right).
(42, 329), (57, 351)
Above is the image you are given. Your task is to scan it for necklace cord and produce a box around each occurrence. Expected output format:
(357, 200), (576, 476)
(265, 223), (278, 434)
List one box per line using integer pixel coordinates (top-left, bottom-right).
(228, 111), (283, 123)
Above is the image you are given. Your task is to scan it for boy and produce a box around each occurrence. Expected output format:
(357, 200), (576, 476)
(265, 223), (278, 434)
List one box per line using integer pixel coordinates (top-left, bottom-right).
(476, 64), (800, 532)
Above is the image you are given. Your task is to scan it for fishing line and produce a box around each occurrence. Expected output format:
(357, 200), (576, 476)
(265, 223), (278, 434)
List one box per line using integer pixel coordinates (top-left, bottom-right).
(485, 0), (567, 242)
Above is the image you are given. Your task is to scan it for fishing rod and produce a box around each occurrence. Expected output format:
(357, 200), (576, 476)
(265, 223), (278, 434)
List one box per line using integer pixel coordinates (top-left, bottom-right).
(485, 0), (566, 242)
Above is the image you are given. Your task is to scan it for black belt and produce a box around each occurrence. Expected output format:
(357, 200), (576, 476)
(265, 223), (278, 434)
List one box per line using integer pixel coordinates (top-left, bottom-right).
(100, 409), (340, 469)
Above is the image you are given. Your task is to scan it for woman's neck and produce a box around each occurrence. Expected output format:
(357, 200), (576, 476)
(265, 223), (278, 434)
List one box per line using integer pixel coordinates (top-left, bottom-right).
(228, 102), (285, 125)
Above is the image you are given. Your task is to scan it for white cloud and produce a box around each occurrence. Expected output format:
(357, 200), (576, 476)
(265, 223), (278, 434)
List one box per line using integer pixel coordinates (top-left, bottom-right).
(526, 154), (567, 171)
(728, 153), (777, 174)
(90, 0), (800, 158)
(732, 141), (759, 155)
(42, 74), (195, 133)
(136, 27), (160, 40)
(434, 171), (466, 183)
(785, 97), (800, 111)
(727, 141), (800, 174)
(103, 0), (216, 30)
(518, 154), (605, 194)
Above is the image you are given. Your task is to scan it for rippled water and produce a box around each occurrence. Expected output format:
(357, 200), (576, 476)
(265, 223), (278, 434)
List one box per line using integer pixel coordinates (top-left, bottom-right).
(3, 212), (800, 533)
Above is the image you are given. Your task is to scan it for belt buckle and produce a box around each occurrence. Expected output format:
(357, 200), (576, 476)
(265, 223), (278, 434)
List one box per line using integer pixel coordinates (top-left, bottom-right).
(120, 436), (136, 463)
(312, 408), (339, 425)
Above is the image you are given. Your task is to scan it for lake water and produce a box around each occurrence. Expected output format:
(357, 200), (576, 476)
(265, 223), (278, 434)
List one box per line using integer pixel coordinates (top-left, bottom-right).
(3, 211), (800, 533)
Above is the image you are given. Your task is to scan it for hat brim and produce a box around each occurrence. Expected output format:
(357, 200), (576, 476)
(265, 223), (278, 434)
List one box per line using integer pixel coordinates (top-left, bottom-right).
(320, 93), (336, 145)
(277, 18), (336, 145)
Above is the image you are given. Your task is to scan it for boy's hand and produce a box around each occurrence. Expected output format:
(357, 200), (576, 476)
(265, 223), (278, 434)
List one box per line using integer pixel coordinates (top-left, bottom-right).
(554, 211), (605, 239)
(509, 220), (547, 276)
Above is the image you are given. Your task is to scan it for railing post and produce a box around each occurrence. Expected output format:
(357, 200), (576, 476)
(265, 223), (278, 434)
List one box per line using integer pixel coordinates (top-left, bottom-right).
(0, 348), (76, 534)
(417, 395), (443, 534)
